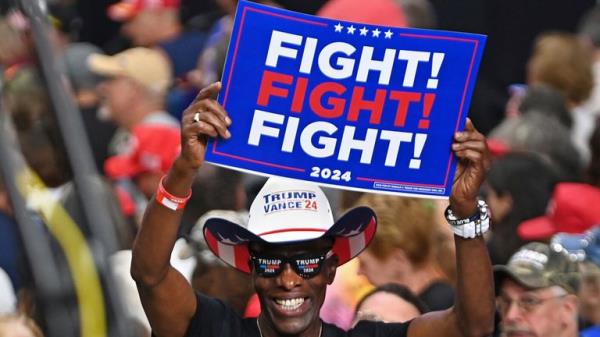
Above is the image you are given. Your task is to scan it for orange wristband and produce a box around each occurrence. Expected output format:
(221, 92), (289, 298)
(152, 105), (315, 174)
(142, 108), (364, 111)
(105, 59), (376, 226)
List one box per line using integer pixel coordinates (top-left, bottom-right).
(155, 176), (192, 211)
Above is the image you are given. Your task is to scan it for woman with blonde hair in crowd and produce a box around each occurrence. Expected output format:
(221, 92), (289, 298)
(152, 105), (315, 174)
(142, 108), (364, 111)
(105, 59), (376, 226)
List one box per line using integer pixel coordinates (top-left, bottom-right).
(527, 31), (596, 163)
(355, 194), (455, 311)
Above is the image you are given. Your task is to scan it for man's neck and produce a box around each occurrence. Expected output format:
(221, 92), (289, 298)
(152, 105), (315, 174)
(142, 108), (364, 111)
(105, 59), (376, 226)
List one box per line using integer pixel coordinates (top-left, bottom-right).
(124, 103), (163, 130)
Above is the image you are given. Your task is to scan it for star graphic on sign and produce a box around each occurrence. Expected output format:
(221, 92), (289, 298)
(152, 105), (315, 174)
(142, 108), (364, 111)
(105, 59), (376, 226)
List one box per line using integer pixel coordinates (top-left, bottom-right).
(384, 29), (393, 39)
(347, 25), (356, 34)
(359, 26), (369, 36)
(334, 23), (344, 32)
(372, 28), (381, 38)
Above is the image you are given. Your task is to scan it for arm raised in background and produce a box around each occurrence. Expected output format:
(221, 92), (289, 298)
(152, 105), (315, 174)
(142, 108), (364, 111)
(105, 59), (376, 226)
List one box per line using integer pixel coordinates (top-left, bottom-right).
(408, 119), (495, 337)
(130, 82), (231, 337)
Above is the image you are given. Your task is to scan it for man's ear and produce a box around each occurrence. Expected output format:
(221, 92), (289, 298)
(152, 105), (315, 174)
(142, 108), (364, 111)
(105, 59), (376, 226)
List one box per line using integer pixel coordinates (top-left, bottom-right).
(326, 255), (339, 285)
(561, 294), (579, 323)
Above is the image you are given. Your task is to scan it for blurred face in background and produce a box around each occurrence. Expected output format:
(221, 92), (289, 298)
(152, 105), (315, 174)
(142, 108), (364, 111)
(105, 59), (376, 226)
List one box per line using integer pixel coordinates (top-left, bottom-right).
(579, 265), (600, 325)
(497, 279), (576, 337)
(97, 76), (140, 129)
(357, 250), (407, 287)
(121, 10), (165, 46)
(354, 291), (420, 324)
(485, 186), (512, 224)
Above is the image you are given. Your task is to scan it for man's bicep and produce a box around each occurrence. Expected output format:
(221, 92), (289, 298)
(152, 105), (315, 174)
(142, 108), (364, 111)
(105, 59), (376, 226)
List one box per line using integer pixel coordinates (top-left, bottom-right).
(137, 267), (197, 337)
(406, 309), (462, 337)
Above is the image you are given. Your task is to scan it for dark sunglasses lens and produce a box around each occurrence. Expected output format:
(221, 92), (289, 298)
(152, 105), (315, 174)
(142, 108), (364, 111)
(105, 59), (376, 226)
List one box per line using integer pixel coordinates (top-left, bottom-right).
(252, 257), (283, 277)
(293, 256), (325, 278)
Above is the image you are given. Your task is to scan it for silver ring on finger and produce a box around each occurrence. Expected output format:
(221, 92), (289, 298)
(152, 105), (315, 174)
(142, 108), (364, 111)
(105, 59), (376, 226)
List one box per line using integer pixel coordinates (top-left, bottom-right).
(193, 112), (201, 123)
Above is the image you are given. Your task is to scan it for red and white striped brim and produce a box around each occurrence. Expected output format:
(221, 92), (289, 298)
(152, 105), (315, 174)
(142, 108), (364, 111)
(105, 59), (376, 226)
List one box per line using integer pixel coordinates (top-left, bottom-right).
(203, 206), (377, 273)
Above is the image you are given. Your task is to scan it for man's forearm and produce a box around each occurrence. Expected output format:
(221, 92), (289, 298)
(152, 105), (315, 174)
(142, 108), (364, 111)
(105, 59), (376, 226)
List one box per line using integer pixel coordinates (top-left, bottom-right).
(131, 159), (196, 286)
(453, 236), (495, 337)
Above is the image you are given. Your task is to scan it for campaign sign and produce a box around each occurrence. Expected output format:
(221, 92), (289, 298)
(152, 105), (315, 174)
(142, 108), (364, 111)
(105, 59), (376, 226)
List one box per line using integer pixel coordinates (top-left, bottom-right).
(205, 0), (486, 198)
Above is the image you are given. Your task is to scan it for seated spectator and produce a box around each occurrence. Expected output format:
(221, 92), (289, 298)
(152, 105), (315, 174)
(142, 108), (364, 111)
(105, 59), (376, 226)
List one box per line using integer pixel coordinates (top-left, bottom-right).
(104, 125), (180, 226)
(489, 112), (583, 181)
(484, 152), (559, 264)
(186, 210), (253, 316)
(518, 85), (572, 128)
(107, 0), (205, 79)
(105, 125), (180, 199)
(518, 183), (600, 241)
(87, 47), (178, 156)
(527, 32), (595, 162)
(494, 242), (581, 337)
(354, 194), (454, 311)
(317, 0), (407, 27)
(353, 283), (428, 325)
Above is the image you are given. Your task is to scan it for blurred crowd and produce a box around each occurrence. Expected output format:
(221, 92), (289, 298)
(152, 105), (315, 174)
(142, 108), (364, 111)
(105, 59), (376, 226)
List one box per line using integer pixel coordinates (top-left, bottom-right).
(1, 0), (600, 336)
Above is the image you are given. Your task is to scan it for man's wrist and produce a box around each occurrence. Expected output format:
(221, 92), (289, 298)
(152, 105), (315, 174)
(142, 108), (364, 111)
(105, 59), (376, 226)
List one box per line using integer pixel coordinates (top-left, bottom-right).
(172, 156), (200, 178)
(449, 198), (478, 218)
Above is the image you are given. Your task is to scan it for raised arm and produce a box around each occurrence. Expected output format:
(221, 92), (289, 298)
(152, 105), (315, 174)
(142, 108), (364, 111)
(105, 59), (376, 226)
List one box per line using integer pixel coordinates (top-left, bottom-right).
(130, 82), (231, 337)
(408, 119), (495, 337)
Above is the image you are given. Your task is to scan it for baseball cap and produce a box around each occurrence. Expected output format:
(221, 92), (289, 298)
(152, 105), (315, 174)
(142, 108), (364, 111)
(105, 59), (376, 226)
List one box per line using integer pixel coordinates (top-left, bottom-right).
(518, 183), (600, 240)
(493, 242), (580, 294)
(107, 0), (180, 22)
(87, 47), (172, 95)
(202, 177), (377, 273)
(64, 43), (104, 91)
(104, 125), (180, 179)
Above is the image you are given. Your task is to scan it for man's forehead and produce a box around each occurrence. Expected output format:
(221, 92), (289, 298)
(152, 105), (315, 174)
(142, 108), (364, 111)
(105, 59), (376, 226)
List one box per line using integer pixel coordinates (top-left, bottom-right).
(500, 279), (558, 297)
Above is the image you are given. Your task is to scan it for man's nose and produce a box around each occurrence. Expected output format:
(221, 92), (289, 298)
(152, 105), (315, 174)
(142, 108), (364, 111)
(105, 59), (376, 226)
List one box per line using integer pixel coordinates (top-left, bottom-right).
(276, 263), (302, 290)
(97, 82), (108, 96)
(502, 300), (523, 322)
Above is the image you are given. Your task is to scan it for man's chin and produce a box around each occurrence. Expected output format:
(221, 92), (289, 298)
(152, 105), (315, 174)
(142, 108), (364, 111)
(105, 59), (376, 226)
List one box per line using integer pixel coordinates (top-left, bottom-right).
(505, 330), (535, 337)
(264, 309), (314, 336)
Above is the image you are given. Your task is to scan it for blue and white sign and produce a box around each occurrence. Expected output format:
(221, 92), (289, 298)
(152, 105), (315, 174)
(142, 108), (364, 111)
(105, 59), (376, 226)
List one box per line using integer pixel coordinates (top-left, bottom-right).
(205, 0), (486, 198)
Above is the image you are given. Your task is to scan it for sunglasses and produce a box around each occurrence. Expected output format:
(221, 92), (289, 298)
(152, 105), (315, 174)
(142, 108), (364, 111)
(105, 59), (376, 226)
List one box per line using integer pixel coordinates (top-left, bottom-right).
(250, 251), (334, 279)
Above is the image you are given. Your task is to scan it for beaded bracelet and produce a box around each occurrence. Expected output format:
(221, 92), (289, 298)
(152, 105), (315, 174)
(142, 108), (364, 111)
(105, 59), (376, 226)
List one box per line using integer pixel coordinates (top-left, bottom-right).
(444, 199), (490, 239)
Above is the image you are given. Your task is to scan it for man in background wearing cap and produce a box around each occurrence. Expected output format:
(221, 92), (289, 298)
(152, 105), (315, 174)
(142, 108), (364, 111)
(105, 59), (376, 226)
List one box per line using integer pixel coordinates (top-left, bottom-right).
(131, 82), (495, 337)
(107, 0), (207, 118)
(88, 47), (179, 153)
(494, 242), (581, 337)
(104, 123), (181, 221)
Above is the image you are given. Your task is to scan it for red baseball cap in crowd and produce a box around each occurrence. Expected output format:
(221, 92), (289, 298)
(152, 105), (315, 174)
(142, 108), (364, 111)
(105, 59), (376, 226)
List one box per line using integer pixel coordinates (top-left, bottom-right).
(317, 0), (407, 27)
(104, 125), (181, 179)
(518, 183), (600, 240)
(107, 0), (180, 22)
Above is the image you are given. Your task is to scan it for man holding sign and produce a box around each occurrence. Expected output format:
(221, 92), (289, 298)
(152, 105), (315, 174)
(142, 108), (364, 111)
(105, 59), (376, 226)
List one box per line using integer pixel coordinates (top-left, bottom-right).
(131, 81), (494, 337)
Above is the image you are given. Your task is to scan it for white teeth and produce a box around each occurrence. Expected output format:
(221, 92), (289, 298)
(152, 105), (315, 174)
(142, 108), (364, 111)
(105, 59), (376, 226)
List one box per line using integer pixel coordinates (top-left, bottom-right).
(275, 298), (305, 310)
